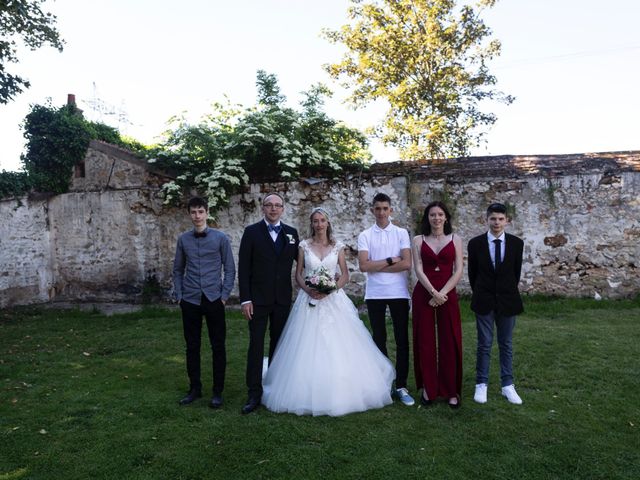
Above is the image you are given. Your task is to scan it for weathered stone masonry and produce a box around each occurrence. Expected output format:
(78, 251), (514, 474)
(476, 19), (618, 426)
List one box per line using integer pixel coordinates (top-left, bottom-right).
(1, 141), (638, 308)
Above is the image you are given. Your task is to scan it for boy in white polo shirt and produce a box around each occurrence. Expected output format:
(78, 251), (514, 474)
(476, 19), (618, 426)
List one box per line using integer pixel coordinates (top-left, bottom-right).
(357, 193), (415, 406)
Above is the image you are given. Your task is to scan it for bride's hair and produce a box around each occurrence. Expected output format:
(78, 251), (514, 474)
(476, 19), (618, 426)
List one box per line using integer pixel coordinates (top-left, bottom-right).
(309, 207), (335, 245)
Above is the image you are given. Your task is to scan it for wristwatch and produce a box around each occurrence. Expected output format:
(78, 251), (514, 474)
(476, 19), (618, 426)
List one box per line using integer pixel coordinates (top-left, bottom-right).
(386, 257), (393, 266)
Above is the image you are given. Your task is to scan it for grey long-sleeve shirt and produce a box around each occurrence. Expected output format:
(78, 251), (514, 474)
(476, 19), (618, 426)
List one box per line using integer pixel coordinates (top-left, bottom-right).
(172, 227), (236, 305)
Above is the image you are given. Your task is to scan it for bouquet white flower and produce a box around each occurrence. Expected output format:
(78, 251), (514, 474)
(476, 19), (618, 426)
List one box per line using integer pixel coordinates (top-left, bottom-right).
(305, 265), (337, 306)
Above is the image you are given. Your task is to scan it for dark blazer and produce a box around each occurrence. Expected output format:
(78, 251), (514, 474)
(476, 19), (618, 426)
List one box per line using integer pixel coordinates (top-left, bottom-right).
(238, 220), (299, 307)
(468, 232), (524, 316)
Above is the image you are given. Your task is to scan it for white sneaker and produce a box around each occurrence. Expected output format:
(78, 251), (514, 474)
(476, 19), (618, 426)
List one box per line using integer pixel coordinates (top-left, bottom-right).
(501, 384), (523, 405)
(474, 383), (488, 404)
(394, 387), (415, 406)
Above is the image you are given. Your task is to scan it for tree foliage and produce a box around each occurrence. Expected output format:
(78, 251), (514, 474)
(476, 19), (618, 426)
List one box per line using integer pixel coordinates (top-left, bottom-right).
(0, 0), (64, 104)
(150, 71), (371, 216)
(323, 0), (513, 160)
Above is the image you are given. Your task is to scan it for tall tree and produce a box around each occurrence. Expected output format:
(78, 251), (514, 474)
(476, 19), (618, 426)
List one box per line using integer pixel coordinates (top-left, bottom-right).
(0, 0), (64, 104)
(323, 0), (512, 160)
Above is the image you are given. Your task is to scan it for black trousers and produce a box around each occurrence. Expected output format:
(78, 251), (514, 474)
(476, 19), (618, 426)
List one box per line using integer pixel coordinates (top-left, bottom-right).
(180, 295), (226, 395)
(366, 298), (410, 389)
(246, 303), (290, 399)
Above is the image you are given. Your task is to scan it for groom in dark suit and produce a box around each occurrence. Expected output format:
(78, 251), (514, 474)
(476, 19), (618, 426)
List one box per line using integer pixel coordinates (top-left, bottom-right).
(468, 202), (525, 405)
(238, 193), (299, 414)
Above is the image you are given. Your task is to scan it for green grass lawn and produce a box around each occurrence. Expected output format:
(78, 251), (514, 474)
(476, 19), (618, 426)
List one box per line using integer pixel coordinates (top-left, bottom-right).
(1, 297), (639, 480)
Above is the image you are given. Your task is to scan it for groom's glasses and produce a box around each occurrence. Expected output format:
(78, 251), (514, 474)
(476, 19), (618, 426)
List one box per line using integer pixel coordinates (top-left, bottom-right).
(263, 203), (284, 209)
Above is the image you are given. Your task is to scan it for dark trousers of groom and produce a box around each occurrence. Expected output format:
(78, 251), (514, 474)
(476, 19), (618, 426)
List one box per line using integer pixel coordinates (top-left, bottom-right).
(246, 304), (290, 399)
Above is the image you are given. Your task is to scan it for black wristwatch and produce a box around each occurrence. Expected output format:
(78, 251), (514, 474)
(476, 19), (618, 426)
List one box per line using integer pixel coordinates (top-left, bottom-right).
(386, 257), (393, 266)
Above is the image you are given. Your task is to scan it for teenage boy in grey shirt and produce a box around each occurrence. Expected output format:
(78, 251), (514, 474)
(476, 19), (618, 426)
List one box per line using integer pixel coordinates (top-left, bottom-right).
(173, 197), (235, 408)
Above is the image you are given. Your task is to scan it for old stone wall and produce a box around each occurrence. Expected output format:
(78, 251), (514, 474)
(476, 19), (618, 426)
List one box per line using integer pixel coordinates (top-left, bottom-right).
(47, 190), (189, 302)
(408, 166), (639, 297)
(0, 197), (53, 307)
(0, 146), (638, 308)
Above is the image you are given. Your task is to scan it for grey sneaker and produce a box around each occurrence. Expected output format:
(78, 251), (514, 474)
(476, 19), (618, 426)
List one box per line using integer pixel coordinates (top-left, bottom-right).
(394, 387), (415, 406)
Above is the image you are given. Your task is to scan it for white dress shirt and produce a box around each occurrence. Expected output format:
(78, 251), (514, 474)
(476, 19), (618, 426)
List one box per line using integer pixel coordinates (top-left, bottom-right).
(487, 231), (506, 268)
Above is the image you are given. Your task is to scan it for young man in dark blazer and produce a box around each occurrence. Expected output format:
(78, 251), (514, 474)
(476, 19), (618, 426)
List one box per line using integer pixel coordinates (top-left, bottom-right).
(238, 193), (299, 414)
(468, 203), (524, 405)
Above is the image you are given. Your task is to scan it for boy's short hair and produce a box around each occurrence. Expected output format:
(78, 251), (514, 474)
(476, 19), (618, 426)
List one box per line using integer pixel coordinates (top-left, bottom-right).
(372, 192), (391, 205)
(187, 197), (208, 212)
(486, 202), (507, 216)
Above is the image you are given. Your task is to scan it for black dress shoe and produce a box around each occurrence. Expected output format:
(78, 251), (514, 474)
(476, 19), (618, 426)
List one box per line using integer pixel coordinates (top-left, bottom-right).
(178, 390), (202, 406)
(448, 398), (461, 409)
(420, 394), (433, 406)
(209, 394), (223, 409)
(241, 397), (261, 414)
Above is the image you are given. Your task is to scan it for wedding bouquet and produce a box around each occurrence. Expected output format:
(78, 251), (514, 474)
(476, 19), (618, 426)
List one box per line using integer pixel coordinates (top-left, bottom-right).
(305, 266), (337, 307)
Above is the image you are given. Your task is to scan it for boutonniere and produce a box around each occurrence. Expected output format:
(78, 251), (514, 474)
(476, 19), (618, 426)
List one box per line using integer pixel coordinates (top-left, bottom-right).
(286, 233), (295, 244)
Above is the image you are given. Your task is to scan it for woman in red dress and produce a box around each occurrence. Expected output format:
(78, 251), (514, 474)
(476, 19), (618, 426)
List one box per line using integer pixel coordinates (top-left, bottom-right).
(412, 201), (464, 408)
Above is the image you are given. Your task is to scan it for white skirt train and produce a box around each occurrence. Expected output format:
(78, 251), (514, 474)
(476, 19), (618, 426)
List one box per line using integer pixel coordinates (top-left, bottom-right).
(262, 289), (395, 416)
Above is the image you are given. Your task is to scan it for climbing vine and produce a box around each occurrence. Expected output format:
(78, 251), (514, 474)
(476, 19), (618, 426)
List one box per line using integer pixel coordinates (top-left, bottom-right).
(0, 101), (147, 199)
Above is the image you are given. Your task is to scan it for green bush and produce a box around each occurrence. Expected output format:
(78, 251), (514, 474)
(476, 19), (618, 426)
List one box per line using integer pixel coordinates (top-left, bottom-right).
(0, 170), (32, 198)
(21, 103), (92, 194)
(150, 71), (371, 217)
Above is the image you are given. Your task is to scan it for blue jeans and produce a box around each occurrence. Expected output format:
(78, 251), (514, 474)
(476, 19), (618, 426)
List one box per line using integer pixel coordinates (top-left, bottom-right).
(475, 311), (516, 387)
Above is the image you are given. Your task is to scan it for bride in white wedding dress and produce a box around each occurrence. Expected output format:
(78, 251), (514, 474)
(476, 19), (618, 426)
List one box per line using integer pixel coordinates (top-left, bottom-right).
(262, 207), (395, 416)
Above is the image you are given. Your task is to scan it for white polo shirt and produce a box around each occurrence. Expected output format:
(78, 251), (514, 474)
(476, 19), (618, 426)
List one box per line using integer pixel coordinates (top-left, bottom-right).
(357, 222), (411, 300)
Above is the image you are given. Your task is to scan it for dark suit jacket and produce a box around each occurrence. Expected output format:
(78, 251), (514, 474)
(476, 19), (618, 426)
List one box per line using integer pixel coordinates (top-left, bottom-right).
(468, 232), (524, 316)
(238, 220), (299, 307)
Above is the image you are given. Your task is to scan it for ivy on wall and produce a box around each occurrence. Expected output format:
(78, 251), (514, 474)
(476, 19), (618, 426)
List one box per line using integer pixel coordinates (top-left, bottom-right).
(20, 103), (93, 194)
(0, 170), (32, 199)
(0, 101), (147, 200)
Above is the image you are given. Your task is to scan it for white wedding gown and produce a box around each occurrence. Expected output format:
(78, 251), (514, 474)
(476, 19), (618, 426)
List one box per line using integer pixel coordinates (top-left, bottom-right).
(262, 240), (395, 416)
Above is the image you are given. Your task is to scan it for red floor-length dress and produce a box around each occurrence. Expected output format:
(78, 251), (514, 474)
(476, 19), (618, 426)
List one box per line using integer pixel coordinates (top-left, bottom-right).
(412, 237), (462, 400)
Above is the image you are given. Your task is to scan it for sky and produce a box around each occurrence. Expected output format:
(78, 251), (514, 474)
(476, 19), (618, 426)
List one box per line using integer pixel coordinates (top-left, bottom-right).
(1, 0), (639, 172)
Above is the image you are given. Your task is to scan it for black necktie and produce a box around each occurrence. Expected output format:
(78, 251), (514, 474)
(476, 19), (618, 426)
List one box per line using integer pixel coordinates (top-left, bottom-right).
(493, 239), (502, 269)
